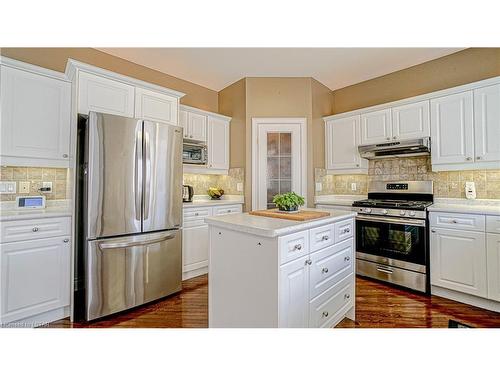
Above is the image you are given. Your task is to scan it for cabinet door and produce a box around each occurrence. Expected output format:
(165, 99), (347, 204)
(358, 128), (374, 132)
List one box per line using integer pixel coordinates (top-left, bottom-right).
(474, 84), (500, 162)
(78, 71), (135, 117)
(1, 236), (70, 324)
(392, 100), (430, 140)
(430, 91), (474, 165)
(430, 227), (487, 297)
(187, 112), (207, 142)
(487, 233), (500, 302)
(135, 87), (178, 125)
(279, 255), (309, 328)
(360, 108), (392, 145)
(182, 225), (209, 274)
(208, 117), (229, 170)
(0, 66), (71, 164)
(179, 110), (189, 138)
(325, 115), (363, 170)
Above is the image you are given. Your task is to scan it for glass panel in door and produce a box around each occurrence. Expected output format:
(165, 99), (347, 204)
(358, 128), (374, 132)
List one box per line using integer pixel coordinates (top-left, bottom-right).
(266, 132), (292, 208)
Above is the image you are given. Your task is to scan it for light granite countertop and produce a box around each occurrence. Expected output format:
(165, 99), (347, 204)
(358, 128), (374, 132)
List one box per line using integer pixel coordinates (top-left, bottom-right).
(183, 195), (244, 208)
(0, 200), (72, 222)
(428, 198), (500, 216)
(205, 207), (356, 238)
(314, 194), (366, 207)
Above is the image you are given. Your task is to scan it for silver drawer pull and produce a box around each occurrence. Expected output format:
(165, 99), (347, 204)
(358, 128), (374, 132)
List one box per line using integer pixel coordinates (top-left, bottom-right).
(376, 267), (394, 274)
(322, 311), (329, 318)
(344, 256), (350, 262)
(194, 213), (199, 216)
(322, 267), (329, 274)
(344, 294), (350, 300)
(321, 235), (329, 241)
(293, 244), (302, 251)
(305, 259), (312, 266)
(342, 227), (350, 234)
(451, 219), (458, 224)
(63, 238), (70, 243)
(32, 227), (39, 232)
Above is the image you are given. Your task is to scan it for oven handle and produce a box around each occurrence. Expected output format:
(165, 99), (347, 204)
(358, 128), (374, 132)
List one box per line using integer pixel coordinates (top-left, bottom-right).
(356, 214), (426, 227)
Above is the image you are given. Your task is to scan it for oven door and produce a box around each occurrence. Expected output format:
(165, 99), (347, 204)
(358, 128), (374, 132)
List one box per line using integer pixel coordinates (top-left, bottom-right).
(356, 215), (427, 266)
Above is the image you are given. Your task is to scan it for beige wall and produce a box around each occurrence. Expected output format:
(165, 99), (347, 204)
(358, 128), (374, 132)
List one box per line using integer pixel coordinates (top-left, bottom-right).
(332, 48), (500, 113)
(0, 48), (219, 112)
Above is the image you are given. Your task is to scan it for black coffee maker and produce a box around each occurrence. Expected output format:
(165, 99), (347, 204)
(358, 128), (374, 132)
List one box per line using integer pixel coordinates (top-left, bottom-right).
(182, 185), (194, 202)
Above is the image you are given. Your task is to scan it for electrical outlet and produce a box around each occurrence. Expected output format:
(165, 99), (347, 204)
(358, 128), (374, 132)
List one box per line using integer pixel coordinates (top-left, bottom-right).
(19, 181), (30, 193)
(0, 181), (16, 194)
(315, 182), (322, 192)
(41, 181), (53, 193)
(236, 183), (244, 192)
(351, 183), (357, 191)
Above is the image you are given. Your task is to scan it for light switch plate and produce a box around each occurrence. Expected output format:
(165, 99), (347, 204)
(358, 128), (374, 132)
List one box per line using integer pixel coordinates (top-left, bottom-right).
(315, 182), (322, 192)
(236, 182), (244, 192)
(19, 181), (30, 193)
(351, 183), (357, 191)
(0, 181), (16, 194)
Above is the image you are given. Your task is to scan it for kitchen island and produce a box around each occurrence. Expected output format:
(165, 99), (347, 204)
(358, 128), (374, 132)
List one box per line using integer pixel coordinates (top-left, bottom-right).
(205, 208), (356, 328)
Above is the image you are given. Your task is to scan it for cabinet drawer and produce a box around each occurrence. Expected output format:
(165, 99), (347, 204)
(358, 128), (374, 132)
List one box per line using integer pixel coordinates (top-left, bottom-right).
(430, 212), (485, 232)
(309, 275), (353, 328)
(486, 216), (500, 234)
(213, 205), (242, 216)
(279, 230), (309, 265)
(309, 223), (335, 252)
(309, 238), (354, 299)
(0, 217), (71, 244)
(183, 207), (211, 222)
(335, 218), (354, 242)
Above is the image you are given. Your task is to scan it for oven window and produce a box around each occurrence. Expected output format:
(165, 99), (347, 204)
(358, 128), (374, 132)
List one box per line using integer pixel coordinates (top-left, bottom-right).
(356, 219), (426, 265)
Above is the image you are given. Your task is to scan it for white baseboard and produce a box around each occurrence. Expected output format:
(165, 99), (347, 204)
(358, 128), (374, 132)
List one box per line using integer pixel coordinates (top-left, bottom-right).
(182, 267), (208, 281)
(431, 286), (500, 313)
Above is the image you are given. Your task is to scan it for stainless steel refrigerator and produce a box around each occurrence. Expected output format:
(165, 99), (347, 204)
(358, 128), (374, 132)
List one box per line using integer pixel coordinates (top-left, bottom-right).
(75, 112), (183, 321)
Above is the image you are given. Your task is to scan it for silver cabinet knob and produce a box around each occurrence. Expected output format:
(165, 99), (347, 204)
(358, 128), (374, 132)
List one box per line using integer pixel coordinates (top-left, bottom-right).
(386, 137), (390, 140)
(32, 227), (39, 232)
(344, 256), (350, 262)
(322, 311), (329, 318)
(342, 227), (350, 234)
(466, 157), (472, 161)
(63, 238), (70, 243)
(344, 294), (350, 300)
(322, 267), (329, 274)
(393, 136), (397, 139)
(431, 229), (436, 233)
(321, 235), (329, 241)
(195, 213), (199, 216)
(294, 244), (302, 251)
(451, 219), (457, 224)
(476, 156), (482, 160)
(62, 154), (69, 158)
(356, 164), (360, 167)
(305, 259), (312, 266)
(190, 135), (193, 138)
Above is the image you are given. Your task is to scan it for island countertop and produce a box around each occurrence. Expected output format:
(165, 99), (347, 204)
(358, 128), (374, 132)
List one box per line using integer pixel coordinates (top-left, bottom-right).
(204, 207), (355, 238)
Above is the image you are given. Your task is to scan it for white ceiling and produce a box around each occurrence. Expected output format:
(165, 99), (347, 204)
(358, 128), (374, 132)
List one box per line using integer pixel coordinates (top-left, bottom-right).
(98, 48), (464, 92)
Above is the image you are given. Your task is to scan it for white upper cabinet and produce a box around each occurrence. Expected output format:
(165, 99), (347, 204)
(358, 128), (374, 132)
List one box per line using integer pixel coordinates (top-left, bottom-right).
(391, 100), (430, 140)
(78, 71), (135, 117)
(360, 108), (392, 145)
(135, 87), (178, 125)
(474, 84), (500, 163)
(0, 65), (71, 167)
(430, 91), (474, 166)
(187, 112), (207, 142)
(325, 115), (367, 172)
(208, 116), (230, 170)
(179, 109), (189, 138)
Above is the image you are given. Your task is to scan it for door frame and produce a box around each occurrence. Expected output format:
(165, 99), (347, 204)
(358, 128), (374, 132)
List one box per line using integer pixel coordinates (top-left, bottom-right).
(251, 117), (307, 210)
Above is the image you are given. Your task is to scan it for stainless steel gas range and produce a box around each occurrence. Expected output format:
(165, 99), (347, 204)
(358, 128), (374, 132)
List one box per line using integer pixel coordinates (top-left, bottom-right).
(352, 181), (433, 293)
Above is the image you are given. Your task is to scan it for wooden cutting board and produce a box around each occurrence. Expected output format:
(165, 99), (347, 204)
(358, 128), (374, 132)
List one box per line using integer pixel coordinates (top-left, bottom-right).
(249, 209), (330, 221)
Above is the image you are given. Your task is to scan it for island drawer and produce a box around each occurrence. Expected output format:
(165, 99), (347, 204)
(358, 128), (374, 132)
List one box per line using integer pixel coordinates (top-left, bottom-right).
(334, 218), (354, 243)
(0, 216), (71, 244)
(309, 238), (353, 299)
(430, 212), (485, 232)
(309, 223), (335, 252)
(279, 230), (309, 265)
(309, 275), (353, 328)
(486, 216), (500, 234)
(213, 205), (243, 216)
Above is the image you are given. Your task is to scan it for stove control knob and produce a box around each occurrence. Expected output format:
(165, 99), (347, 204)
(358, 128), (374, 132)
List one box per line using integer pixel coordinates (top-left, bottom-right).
(363, 208), (372, 213)
(400, 210), (406, 216)
(381, 209), (388, 215)
(409, 211), (416, 217)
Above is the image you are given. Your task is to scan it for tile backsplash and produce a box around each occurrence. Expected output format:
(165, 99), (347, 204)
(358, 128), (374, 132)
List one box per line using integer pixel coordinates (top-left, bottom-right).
(183, 167), (244, 196)
(0, 166), (69, 201)
(316, 156), (500, 199)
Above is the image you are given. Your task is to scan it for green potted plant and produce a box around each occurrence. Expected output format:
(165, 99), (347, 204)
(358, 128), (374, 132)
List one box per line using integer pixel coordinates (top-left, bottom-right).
(272, 192), (305, 212)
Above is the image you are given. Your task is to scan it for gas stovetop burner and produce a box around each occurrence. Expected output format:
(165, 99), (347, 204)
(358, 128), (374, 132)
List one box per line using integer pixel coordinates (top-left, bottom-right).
(352, 199), (433, 210)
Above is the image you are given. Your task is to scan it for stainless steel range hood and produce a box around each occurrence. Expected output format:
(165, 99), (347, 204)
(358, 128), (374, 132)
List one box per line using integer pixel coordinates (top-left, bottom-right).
(358, 137), (431, 159)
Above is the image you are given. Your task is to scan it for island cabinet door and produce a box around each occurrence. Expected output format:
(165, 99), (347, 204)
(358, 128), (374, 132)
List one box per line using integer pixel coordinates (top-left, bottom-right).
(279, 255), (310, 328)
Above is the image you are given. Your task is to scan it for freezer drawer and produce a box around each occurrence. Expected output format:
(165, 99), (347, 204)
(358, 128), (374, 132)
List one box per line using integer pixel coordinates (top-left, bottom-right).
(86, 230), (181, 320)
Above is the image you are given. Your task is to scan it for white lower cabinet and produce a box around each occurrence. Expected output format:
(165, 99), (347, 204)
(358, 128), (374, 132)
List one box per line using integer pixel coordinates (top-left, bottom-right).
(279, 255), (310, 328)
(0, 224), (71, 325)
(487, 233), (500, 302)
(430, 227), (487, 297)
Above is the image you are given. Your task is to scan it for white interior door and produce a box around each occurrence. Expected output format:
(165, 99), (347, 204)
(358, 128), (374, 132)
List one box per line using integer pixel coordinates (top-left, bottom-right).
(252, 118), (306, 210)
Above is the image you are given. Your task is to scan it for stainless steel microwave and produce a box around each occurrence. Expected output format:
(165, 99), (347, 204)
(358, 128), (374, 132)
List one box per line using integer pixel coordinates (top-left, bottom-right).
(183, 142), (207, 165)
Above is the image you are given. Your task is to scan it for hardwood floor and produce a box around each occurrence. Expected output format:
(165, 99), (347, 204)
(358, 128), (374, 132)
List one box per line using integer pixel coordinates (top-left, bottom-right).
(47, 275), (500, 328)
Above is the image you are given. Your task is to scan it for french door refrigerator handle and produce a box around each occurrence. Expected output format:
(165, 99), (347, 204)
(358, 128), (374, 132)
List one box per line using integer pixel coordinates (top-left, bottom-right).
(134, 127), (143, 221)
(144, 129), (151, 220)
(98, 231), (178, 250)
